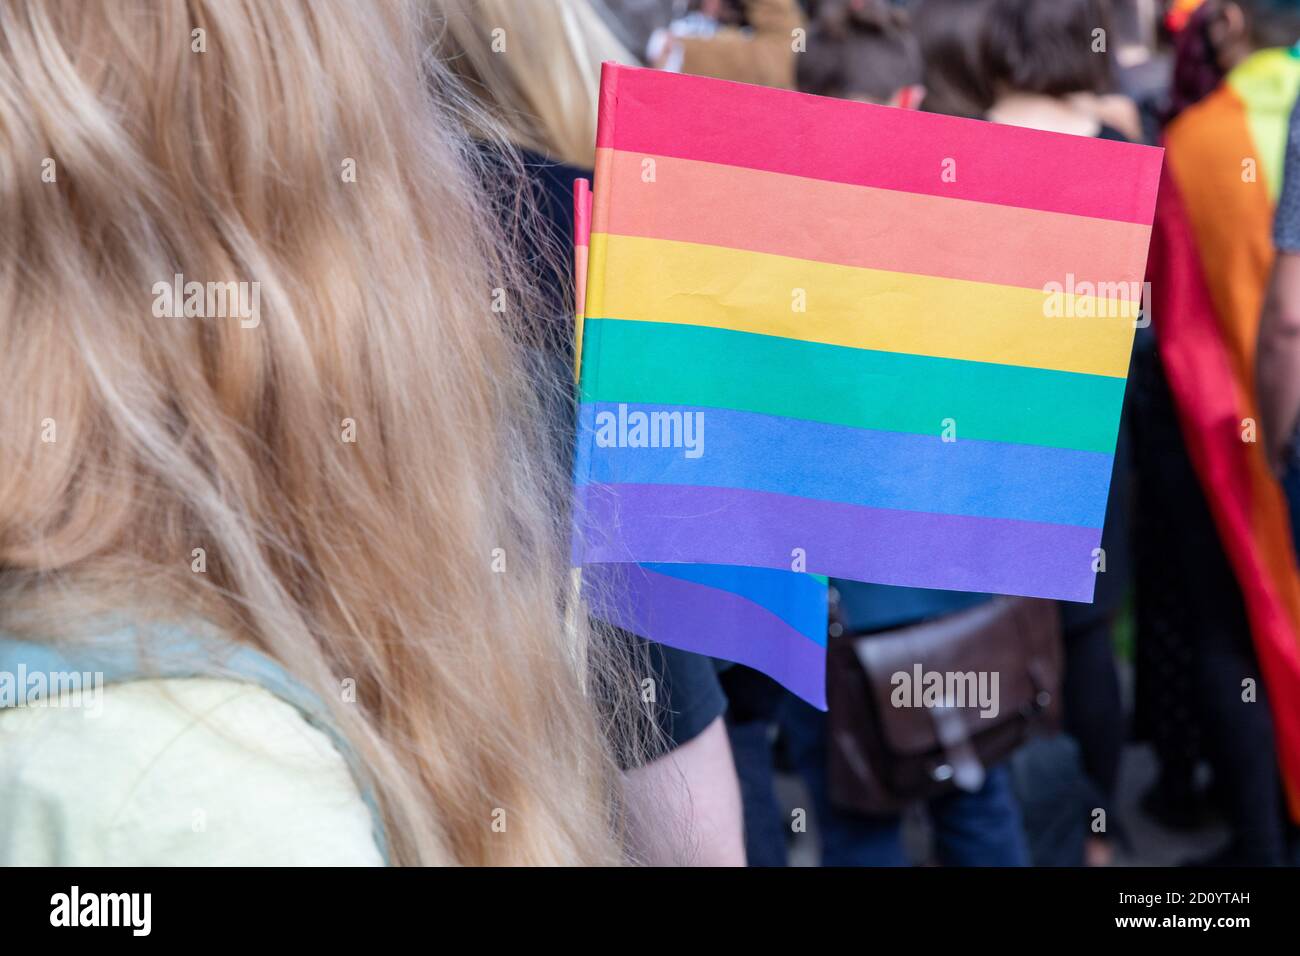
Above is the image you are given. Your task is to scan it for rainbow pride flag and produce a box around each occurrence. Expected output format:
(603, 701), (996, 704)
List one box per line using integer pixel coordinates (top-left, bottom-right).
(574, 176), (831, 705)
(573, 64), (1161, 704)
(1149, 48), (1300, 816)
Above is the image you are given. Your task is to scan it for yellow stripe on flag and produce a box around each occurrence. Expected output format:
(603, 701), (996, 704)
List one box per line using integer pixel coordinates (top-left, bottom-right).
(588, 233), (1136, 378)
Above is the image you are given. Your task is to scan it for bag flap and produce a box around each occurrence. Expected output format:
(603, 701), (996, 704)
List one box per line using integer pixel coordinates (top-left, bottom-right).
(850, 597), (1061, 756)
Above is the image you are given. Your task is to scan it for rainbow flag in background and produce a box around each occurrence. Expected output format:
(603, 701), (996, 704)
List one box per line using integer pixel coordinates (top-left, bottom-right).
(1149, 48), (1300, 817)
(573, 64), (1162, 705)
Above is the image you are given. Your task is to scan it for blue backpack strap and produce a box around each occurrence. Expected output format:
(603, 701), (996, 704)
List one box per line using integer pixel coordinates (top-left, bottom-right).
(0, 624), (391, 864)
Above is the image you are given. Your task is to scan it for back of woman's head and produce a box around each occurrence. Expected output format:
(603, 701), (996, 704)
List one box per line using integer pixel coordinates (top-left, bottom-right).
(913, 0), (999, 117)
(985, 0), (1115, 98)
(0, 0), (634, 865)
(798, 0), (922, 102)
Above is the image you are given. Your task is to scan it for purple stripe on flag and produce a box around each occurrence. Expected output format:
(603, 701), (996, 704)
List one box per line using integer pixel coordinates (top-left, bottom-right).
(576, 483), (1101, 603)
(583, 561), (827, 708)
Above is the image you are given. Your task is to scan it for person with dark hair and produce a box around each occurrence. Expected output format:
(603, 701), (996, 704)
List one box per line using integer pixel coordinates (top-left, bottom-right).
(985, 0), (1139, 138)
(1166, 0), (1300, 114)
(1166, 0), (1233, 122)
(1134, 0), (1274, 845)
(986, 0), (1114, 99)
(798, 0), (924, 106)
(912, 0), (999, 118)
(1147, 0), (1300, 866)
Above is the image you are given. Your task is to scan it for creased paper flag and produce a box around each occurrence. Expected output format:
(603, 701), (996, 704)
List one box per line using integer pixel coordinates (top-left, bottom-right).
(573, 177), (832, 706)
(573, 63), (1162, 704)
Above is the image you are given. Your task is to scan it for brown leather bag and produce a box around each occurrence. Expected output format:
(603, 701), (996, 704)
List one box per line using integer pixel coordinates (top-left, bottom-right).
(826, 595), (1062, 816)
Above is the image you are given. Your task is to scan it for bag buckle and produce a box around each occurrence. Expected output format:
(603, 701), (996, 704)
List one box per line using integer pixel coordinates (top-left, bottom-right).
(930, 703), (986, 792)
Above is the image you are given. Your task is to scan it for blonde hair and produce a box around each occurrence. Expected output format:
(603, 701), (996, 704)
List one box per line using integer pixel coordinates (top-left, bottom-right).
(0, 0), (638, 865)
(432, 0), (637, 167)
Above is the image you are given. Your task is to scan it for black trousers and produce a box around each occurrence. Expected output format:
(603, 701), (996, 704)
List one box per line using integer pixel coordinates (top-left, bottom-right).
(1131, 339), (1287, 864)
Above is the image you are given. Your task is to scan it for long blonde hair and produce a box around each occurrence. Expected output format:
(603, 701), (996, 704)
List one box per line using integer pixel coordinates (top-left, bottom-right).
(432, 0), (638, 168)
(0, 0), (637, 865)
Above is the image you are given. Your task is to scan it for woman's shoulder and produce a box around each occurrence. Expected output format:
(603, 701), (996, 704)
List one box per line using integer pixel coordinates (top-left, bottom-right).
(0, 677), (383, 865)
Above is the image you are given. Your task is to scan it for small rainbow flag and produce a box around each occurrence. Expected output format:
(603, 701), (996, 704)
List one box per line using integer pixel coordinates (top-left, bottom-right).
(574, 175), (831, 706)
(573, 64), (1162, 704)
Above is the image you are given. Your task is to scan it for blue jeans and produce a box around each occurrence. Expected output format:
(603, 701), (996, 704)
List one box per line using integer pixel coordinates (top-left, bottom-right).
(781, 696), (1030, 866)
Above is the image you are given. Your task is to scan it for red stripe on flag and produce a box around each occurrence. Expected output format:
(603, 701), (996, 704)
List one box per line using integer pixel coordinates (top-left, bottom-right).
(595, 62), (1162, 225)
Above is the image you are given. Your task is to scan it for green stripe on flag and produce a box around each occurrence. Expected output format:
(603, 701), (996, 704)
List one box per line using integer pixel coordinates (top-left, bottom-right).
(580, 318), (1125, 453)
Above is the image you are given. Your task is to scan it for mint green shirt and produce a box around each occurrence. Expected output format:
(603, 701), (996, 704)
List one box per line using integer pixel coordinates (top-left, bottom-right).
(0, 677), (383, 865)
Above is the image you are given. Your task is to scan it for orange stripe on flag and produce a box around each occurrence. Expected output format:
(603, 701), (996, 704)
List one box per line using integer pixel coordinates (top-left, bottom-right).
(595, 148), (1152, 295)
